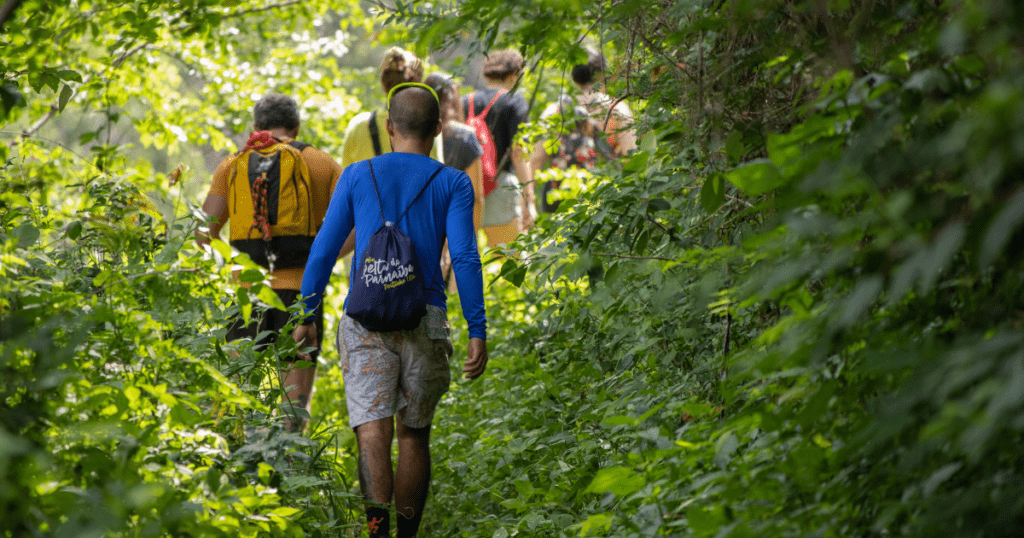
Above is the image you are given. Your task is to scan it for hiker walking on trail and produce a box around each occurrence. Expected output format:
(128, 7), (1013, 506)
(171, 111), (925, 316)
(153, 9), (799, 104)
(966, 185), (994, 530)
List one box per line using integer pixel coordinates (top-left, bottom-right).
(462, 49), (535, 248)
(293, 83), (488, 538)
(341, 47), (440, 167)
(426, 72), (485, 288)
(571, 49), (637, 157)
(196, 93), (346, 433)
(338, 47), (441, 261)
(426, 72), (484, 230)
(530, 94), (616, 213)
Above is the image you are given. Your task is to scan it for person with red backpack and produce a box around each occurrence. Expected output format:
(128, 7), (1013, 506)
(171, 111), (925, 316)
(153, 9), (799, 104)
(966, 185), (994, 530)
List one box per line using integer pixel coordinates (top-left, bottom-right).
(462, 49), (536, 248)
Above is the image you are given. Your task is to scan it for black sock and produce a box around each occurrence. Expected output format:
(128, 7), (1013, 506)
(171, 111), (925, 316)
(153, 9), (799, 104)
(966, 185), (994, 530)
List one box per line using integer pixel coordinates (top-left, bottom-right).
(366, 506), (390, 538)
(396, 512), (417, 538)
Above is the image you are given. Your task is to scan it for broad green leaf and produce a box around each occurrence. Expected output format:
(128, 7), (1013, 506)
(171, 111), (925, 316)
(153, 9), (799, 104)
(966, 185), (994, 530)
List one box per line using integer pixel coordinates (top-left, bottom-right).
(236, 287), (252, 324)
(209, 238), (233, 260)
(580, 513), (613, 536)
(239, 269), (264, 283)
(686, 506), (726, 535)
(57, 69), (83, 82)
(58, 84), (73, 112)
(637, 402), (667, 423)
(92, 269), (113, 287)
(623, 151), (650, 173)
(980, 187), (1024, 267)
(586, 466), (645, 496)
(679, 403), (714, 417)
(13, 223), (40, 248)
(647, 197), (671, 212)
(725, 129), (745, 163)
(0, 83), (25, 118)
(64, 220), (83, 240)
(700, 174), (725, 213)
(254, 284), (287, 310)
(725, 159), (786, 196)
(714, 432), (738, 470)
(603, 415), (635, 426)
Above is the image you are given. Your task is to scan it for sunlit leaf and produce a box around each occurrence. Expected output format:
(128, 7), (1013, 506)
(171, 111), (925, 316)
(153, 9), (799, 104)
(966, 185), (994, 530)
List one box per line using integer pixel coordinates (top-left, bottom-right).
(725, 159), (786, 196)
(586, 466), (645, 496)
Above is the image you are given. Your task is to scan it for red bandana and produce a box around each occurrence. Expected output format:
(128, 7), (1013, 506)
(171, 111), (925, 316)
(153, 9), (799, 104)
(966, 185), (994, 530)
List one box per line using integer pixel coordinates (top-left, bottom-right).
(244, 130), (276, 151)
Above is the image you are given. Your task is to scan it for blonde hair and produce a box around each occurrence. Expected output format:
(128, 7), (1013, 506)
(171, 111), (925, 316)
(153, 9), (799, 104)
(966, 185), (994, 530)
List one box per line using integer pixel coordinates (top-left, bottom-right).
(380, 47), (424, 94)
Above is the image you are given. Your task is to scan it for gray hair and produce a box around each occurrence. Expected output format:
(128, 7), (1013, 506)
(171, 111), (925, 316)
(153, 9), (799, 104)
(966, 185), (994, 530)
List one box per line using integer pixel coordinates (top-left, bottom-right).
(253, 93), (300, 131)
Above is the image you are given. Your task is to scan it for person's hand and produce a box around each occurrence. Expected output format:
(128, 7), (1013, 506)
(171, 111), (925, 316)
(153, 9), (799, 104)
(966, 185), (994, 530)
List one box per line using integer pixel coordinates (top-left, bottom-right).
(463, 337), (488, 380)
(292, 322), (319, 362)
(522, 202), (537, 230)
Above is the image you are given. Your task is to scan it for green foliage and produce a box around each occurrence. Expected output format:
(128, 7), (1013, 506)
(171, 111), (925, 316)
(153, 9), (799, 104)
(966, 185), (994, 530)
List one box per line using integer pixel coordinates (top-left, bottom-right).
(409, 0), (1024, 536)
(0, 171), (364, 536)
(2, 1), (381, 536)
(5, 0), (1024, 536)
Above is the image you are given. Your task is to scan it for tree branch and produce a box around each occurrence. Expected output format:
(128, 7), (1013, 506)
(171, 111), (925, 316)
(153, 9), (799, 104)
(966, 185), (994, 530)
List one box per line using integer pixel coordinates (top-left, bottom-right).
(0, 0), (23, 31)
(592, 252), (676, 261)
(12, 0), (304, 147)
(92, 268), (201, 296)
(14, 40), (152, 145)
(221, 0), (304, 20)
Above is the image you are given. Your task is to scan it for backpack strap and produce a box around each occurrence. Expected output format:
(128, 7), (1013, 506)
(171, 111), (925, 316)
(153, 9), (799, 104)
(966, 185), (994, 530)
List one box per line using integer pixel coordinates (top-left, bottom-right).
(367, 159), (388, 227)
(287, 140), (310, 152)
(467, 90), (505, 121)
(395, 165), (446, 226)
(366, 160), (447, 227)
(368, 110), (383, 156)
(479, 89), (506, 119)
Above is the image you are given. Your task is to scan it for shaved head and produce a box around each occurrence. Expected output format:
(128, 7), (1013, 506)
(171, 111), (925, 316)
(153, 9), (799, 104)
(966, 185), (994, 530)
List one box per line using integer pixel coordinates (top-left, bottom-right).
(388, 87), (440, 141)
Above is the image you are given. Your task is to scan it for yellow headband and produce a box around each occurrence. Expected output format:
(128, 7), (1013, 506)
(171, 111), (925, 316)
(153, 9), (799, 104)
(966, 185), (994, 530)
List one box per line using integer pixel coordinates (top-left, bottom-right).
(387, 82), (440, 111)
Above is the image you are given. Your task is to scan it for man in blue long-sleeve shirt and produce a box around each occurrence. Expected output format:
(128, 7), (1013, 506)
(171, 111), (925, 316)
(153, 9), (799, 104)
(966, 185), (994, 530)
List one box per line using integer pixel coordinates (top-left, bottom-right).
(292, 83), (487, 538)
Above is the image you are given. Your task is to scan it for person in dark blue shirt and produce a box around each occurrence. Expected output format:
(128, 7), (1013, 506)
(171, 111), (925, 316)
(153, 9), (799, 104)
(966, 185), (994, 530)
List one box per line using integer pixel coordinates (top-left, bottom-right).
(293, 84), (488, 538)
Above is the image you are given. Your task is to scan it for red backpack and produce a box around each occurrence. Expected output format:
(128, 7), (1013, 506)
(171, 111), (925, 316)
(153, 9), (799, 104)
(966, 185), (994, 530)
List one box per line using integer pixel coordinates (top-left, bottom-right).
(465, 90), (506, 196)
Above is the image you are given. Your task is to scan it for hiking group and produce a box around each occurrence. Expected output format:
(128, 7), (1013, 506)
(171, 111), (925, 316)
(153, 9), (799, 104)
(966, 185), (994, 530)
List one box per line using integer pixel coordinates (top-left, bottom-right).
(196, 45), (636, 538)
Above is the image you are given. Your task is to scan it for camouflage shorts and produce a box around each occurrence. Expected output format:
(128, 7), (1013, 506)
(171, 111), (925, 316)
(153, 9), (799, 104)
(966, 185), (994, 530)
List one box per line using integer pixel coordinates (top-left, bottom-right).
(338, 305), (453, 429)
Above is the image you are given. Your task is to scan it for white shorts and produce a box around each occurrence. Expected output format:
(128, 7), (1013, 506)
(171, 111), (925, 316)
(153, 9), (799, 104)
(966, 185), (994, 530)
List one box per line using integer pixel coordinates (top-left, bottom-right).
(482, 171), (523, 227)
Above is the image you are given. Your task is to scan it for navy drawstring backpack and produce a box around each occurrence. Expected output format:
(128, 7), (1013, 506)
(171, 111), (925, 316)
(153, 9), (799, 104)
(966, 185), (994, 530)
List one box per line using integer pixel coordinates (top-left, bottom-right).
(346, 159), (445, 332)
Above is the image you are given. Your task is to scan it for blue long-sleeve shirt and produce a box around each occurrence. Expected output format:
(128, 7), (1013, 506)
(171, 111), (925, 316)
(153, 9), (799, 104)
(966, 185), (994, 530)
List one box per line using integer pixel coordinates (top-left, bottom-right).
(300, 152), (486, 340)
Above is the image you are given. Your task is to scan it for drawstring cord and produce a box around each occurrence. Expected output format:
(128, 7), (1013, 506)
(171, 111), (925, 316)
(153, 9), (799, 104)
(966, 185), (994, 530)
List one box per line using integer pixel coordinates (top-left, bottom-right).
(248, 173), (274, 272)
(245, 131), (277, 272)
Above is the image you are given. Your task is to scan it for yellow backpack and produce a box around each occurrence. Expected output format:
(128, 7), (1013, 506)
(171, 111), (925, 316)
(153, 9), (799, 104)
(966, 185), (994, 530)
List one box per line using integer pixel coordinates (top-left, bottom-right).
(227, 140), (315, 270)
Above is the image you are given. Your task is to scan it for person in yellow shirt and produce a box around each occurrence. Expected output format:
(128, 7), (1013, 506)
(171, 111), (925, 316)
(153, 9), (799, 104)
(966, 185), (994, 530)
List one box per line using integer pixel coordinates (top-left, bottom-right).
(197, 93), (348, 433)
(341, 47), (441, 167)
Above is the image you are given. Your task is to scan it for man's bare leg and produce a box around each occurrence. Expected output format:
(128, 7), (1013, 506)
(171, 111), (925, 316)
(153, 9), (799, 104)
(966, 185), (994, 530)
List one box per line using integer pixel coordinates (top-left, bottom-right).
(394, 414), (432, 538)
(280, 360), (316, 432)
(355, 417), (395, 537)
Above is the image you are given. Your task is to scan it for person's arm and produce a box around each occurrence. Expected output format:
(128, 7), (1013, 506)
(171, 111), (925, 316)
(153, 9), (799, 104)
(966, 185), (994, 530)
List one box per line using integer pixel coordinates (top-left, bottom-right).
(510, 95), (536, 229)
(196, 194), (228, 247)
(512, 141), (535, 229)
(465, 157), (484, 232)
(339, 230), (356, 258)
(196, 157), (233, 246)
(609, 101), (638, 156)
(528, 103), (558, 189)
(529, 140), (549, 177)
(446, 170), (488, 378)
(293, 167), (356, 355)
(327, 160), (358, 259)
